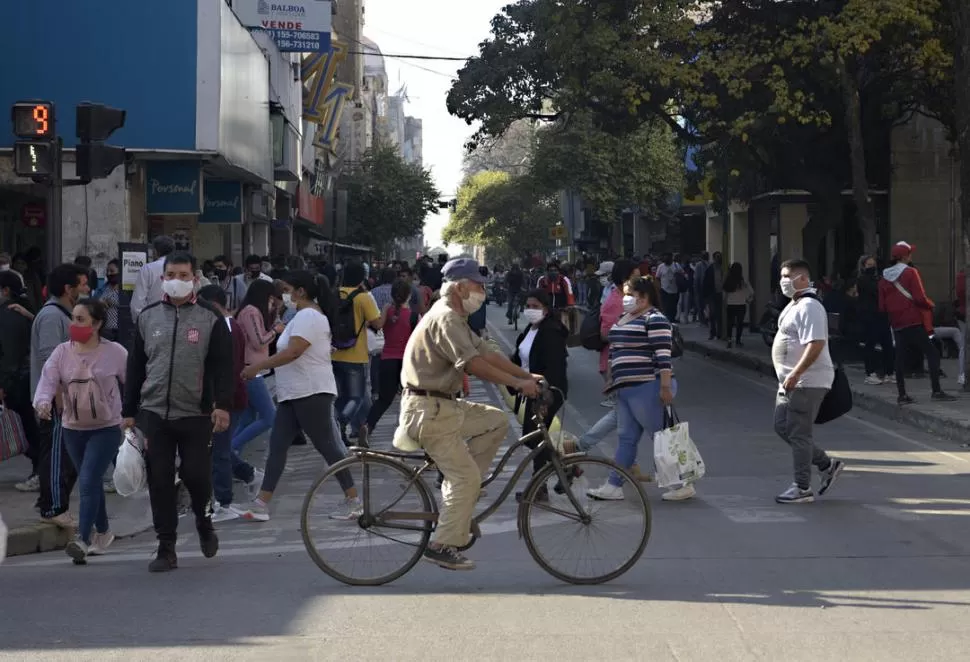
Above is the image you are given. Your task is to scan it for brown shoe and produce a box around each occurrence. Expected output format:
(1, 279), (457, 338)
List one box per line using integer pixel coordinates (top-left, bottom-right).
(561, 439), (578, 454)
(630, 464), (653, 483)
(41, 512), (76, 529)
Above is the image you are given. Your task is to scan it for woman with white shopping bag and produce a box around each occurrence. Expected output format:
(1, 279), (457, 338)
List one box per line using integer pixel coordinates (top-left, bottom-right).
(33, 300), (128, 563)
(587, 277), (696, 502)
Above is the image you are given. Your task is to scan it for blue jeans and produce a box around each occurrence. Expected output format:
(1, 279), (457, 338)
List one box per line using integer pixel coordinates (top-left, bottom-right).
(610, 379), (678, 486)
(332, 361), (367, 427)
(578, 408), (617, 452)
(61, 426), (122, 544)
(213, 411), (256, 506)
(230, 376), (277, 453)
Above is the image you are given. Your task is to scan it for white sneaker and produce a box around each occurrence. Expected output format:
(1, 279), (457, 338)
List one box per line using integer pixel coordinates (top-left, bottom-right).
(775, 483), (815, 504)
(587, 483), (624, 501)
(246, 469), (265, 496)
(88, 532), (115, 556)
(329, 497), (363, 520)
(65, 538), (88, 563)
(959, 374), (966, 387)
(15, 474), (40, 492)
(864, 374), (883, 385)
(662, 484), (696, 501)
(236, 499), (270, 522)
(211, 504), (240, 523)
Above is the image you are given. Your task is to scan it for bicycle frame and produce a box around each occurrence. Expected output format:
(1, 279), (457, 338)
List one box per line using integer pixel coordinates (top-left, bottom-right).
(356, 409), (590, 538)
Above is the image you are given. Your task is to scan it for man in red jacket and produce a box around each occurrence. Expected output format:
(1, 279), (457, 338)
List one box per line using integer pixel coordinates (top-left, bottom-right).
(878, 242), (956, 405)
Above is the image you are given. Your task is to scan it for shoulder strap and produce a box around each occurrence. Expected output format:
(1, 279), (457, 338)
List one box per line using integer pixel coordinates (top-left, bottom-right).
(892, 280), (914, 301)
(43, 301), (72, 319)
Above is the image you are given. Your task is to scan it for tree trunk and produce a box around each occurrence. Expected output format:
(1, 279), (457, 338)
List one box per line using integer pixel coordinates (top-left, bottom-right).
(837, 54), (879, 256)
(953, 0), (970, 389)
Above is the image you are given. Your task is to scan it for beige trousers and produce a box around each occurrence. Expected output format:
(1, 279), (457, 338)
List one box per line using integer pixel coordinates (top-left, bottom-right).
(399, 394), (509, 547)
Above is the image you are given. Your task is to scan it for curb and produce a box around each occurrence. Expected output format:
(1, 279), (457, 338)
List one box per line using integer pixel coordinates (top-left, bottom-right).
(683, 340), (970, 444)
(6, 521), (71, 558)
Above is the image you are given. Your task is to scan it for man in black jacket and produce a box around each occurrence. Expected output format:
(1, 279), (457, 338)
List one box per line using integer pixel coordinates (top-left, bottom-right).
(0, 272), (40, 486)
(123, 252), (234, 573)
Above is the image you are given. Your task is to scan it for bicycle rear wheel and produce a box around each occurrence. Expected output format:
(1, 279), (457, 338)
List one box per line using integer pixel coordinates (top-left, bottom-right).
(519, 456), (651, 584)
(301, 454), (435, 586)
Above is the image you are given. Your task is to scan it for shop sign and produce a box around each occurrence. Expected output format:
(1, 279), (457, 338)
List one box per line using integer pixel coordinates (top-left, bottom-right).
(200, 180), (244, 224)
(146, 161), (203, 215)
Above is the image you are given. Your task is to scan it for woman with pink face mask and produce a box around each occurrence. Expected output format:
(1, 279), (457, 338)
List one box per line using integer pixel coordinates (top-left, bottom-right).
(33, 299), (128, 564)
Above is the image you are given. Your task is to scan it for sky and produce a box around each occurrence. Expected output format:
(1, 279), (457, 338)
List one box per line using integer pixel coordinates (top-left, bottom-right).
(362, 0), (509, 251)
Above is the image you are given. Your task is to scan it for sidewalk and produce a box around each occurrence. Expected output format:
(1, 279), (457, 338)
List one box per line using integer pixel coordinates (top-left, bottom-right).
(680, 323), (970, 443)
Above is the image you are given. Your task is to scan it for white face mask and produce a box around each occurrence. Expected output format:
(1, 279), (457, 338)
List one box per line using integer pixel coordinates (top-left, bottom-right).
(463, 290), (486, 314)
(779, 277), (798, 298)
(622, 295), (639, 314)
(523, 309), (545, 325)
(282, 293), (293, 308)
(599, 276), (609, 287)
(0, 265), (8, 272)
(162, 278), (195, 299)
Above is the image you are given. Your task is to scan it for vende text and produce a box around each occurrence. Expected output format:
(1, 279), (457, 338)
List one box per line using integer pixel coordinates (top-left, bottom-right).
(262, 20), (303, 29)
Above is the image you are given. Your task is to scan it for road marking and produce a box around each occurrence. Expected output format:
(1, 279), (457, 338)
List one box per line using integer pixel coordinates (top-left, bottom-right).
(5, 505), (638, 568)
(703, 495), (806, 523)
(699, 356), (970, 464)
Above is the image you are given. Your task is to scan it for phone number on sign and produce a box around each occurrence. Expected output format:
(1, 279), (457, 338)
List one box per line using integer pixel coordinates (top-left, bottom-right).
(278, 39), (321, 50)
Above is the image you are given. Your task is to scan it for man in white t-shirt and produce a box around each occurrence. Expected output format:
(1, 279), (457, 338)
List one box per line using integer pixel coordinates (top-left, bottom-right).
(771, 258), (844, 504)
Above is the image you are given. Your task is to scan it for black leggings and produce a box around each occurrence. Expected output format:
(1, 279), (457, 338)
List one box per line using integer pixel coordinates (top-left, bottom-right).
(726, 304), (746, 343)
(366, 358), (403, 431)
(261, 393), (353, 493)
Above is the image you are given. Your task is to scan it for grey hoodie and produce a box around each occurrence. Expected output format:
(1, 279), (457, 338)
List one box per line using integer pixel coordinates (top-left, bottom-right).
(30, 299), (72, 399)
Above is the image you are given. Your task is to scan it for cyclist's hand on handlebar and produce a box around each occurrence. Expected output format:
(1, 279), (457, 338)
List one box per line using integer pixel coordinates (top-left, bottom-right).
(517, 378), (540, 398)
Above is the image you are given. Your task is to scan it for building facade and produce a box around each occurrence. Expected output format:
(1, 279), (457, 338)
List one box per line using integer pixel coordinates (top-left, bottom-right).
(0, 0), (304, 271)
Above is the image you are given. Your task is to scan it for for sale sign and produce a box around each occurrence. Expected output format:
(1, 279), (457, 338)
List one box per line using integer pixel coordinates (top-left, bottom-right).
(233, 0), (332, 52)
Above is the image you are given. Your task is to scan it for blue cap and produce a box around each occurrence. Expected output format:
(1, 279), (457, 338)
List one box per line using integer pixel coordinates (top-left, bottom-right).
(442, 258), (486, 284)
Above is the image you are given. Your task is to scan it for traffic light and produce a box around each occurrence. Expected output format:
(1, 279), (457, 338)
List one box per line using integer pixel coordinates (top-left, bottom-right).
(75, 102), (126, 183)
(11, 100), (57, 179)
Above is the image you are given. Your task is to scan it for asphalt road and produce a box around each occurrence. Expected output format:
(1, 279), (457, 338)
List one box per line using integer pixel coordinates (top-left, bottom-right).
(2, 303), (970, 661)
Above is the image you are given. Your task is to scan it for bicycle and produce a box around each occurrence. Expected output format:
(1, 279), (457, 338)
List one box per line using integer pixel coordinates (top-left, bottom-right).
(300, 385), (652, 586)
(507, 291), (521, 330)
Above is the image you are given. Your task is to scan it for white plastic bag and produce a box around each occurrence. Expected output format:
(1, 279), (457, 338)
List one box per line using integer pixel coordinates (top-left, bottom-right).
(653, 407), (705, 488)
(367, 328), (385, 356)
(113, 427), (148, 497)
(0, 511), (7, 566)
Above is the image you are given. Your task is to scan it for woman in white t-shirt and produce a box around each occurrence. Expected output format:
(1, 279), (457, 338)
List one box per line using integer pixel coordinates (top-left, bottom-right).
(237, 271), (358, 522)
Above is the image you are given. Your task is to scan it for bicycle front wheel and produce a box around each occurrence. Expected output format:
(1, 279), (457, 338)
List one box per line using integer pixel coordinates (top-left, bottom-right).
(301, 454), (436, 586)
(519, 456), (651, 584)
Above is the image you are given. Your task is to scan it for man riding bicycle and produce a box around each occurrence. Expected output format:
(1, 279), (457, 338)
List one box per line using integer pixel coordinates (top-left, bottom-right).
(399, 258), (541, 570)
(505, 263), (525, 323)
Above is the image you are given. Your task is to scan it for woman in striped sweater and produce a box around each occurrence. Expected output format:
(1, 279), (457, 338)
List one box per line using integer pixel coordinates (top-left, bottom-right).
(588, 277), (695, 502)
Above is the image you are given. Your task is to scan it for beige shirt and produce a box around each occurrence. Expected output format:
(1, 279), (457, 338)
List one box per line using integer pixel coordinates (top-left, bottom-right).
(401, 299), (486, 394)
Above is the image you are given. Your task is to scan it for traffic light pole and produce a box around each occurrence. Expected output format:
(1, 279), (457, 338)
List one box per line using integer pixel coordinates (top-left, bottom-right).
(45, 137), (63, 266)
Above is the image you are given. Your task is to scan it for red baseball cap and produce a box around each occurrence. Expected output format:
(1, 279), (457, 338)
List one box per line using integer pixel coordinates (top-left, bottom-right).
(891, 241), (914, 259)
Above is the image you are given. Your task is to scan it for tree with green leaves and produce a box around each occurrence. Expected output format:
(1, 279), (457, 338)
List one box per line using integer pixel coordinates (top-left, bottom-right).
(693, 0), (951, 255)
(531, 112), (684, 219)
(463, 119), (537, 178)
(343, 143), (440, 250)
(447, 0), (699, 145)
(442, 170), (559, 256)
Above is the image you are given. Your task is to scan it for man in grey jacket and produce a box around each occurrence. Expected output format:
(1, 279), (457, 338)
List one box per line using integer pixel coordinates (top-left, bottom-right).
(31, 263), (90, 527)
(123, 252), (234, 572)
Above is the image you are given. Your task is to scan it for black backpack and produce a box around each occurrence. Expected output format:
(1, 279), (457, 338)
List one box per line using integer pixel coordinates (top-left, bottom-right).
(580, 308), (606, 351)
(332, 288), (366, 350)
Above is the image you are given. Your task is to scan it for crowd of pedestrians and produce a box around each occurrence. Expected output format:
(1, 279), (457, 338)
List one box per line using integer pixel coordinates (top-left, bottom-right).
(1, 237), (462, 570)
(7, 235), (960, 570)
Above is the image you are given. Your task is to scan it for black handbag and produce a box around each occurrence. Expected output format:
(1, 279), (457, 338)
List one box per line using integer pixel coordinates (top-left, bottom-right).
(815, 366), (852, 424)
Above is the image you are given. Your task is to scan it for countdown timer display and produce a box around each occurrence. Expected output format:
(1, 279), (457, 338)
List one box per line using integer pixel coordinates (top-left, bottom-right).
(12, 102), (54, 138)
